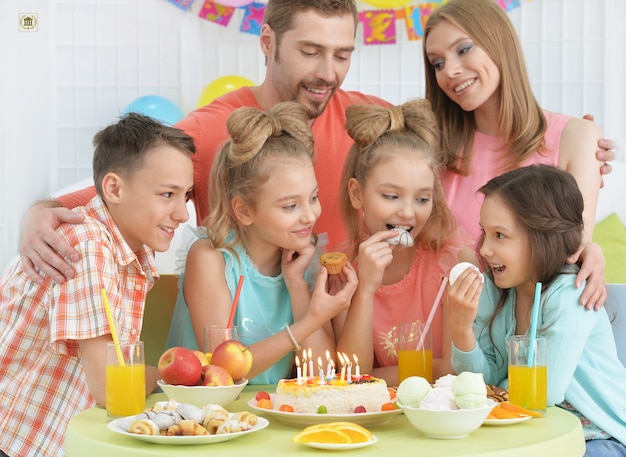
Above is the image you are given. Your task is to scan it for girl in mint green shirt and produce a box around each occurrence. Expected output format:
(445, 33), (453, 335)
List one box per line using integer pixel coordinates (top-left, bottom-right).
(448, 165), (625, 455)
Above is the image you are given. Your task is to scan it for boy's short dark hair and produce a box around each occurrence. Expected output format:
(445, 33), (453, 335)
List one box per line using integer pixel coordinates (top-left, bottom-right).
(92, 113), (195, 196)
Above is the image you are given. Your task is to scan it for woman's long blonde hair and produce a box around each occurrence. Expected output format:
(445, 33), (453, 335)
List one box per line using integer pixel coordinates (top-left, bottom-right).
(340, 98), (458, 259)
(207, 101), (314, 256)
(423, 0), (546, 175)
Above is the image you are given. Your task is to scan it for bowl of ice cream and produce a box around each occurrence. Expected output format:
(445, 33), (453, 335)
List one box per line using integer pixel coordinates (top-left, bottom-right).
(397, 372), (496, 439)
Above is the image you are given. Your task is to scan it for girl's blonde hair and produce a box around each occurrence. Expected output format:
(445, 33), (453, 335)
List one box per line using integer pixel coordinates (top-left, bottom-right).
(207, 101), (314, 254)
(423, 0), (546, 175)
(340, 98), (458, 258)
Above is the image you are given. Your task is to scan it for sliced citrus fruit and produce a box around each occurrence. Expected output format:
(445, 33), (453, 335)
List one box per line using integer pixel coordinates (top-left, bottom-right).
(292, 426), (352, 444)
(330, 423), (373, 443)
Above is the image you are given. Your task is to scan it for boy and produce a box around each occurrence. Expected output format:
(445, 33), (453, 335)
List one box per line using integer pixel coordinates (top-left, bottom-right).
(0, 113), (195, 457)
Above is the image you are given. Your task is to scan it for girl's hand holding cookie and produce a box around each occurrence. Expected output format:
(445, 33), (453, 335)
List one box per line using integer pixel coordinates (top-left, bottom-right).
(355, 231), (396, 294)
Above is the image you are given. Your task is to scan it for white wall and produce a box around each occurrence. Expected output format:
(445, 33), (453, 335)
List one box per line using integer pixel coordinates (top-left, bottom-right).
(1, 0), (625, 269)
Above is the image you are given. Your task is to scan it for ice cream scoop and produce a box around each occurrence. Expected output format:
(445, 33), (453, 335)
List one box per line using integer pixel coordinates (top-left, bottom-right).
(449, 262), (483, 285)
(397, 376), (432, 407)
(452, 371), (489, 409)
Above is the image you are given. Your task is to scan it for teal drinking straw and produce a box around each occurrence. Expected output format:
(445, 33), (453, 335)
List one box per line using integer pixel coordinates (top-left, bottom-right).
(527, 282), (543, 367)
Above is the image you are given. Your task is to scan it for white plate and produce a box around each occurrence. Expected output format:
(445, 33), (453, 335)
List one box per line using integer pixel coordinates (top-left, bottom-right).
(483, 416), (533, 426)
(107, 416), (269, 445)
(248, 395), (402, 427)
(301, 435), (378, 450)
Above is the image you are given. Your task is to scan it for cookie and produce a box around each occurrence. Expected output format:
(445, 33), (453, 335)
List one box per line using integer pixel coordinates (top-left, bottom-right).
(387, 228), (414, 247)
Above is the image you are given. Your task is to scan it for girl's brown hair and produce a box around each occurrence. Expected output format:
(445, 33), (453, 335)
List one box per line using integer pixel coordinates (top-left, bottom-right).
(478, 164), (584, 347)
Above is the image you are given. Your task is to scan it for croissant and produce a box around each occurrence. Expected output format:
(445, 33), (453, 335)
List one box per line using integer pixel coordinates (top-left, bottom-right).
(152, 410), (183, 430)
(128, 419), (160, 436)
(202, 404), (229, 418)
(151, 400), (179, 413)
(216, 419), (252, 434)
(177, 403), (204, 423)
(202, 412), (229, 434)
(230, 411), (258, 426)
(167, 419), (209, 436)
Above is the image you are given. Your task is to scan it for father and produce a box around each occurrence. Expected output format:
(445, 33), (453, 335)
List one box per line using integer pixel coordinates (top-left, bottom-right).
(19, 0), (615, 299)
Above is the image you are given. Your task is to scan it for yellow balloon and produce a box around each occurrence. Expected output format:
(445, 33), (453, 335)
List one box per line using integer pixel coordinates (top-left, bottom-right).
(360, 0), (412, 8)
(196, 75), (255, 108)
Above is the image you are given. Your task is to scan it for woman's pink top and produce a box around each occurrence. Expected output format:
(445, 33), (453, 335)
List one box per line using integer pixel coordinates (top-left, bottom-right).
(441, 111), (570, 241)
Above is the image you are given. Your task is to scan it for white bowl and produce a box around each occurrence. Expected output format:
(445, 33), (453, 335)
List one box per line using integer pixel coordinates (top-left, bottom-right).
(399, 399), (496, 439)
(157, 378), (248, 407)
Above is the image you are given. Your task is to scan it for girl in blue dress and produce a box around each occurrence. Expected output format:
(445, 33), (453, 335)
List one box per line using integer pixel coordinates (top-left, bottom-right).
(166, 101), (357, 384)
(448, 164), (626, 456)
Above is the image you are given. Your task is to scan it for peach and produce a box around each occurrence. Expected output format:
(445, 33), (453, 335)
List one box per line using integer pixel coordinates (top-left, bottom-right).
(211, 339), (253, 381)
(157, 346), (203, 386)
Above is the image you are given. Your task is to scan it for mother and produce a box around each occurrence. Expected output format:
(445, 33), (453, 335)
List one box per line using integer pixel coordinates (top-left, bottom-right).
(422, 0), (607, 308)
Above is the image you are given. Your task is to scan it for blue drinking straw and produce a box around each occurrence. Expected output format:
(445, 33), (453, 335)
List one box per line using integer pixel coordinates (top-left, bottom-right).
(527, 282), (542, 367)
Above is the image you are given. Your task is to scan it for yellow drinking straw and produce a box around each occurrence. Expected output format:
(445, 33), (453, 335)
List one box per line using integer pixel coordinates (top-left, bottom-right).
(101, 288), (125, 366)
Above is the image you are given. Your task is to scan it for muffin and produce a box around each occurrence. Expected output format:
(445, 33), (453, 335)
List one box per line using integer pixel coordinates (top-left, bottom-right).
(319, 252), (347, 275)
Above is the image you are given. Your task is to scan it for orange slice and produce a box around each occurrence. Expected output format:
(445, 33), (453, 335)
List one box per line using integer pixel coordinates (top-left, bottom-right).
(330, 423), (373, 443)
(292, 422), (374, 444)
(292, 426), (352, 444)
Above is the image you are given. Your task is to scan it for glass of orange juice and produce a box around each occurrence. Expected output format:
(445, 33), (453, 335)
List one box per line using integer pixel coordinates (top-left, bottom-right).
(106, 341), (145, 419)
(507, 335), (547, 416)
(397, 321), (433, 384)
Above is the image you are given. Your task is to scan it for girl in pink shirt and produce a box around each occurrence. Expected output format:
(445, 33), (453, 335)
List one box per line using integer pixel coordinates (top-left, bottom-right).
(335, 99), (471, 386)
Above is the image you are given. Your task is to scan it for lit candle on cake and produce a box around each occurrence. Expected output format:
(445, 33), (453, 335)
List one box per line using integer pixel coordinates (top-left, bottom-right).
(308, 348), (314, 379)
(295, 355), (302, 384)
(337, 352), (346, 381)
(354, 354), (360, 378)
(325, 350), (332, 378)
(344, 352), (352, 383)
(318, 357), (325, 385)
(302, 349), (307, 379)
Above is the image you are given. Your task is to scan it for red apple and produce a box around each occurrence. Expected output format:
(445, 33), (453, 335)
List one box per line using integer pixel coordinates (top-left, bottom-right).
(192, 350), (210, 367)
(157, 346), (203, 386)
(198, 364), (234, 386)
(210, 339), (253, 381)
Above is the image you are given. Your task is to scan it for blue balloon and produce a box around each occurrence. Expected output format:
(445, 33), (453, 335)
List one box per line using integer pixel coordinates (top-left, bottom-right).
(122, 95), (184, 126)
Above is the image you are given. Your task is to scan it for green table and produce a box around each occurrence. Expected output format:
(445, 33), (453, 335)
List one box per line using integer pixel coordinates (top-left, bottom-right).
(65, 385), (585, 456)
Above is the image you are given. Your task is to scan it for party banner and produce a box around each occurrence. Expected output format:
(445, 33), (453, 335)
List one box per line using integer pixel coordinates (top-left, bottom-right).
(171, 0), (532, 45)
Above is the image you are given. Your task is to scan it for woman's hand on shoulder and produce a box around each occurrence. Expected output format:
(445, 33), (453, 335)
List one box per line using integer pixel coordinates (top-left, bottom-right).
(567, 241), (606, 311)
(583, 113), (616, 184)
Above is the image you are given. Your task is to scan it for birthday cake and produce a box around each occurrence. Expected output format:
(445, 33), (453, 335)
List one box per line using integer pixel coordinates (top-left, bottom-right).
(274, 375), (393, 414)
